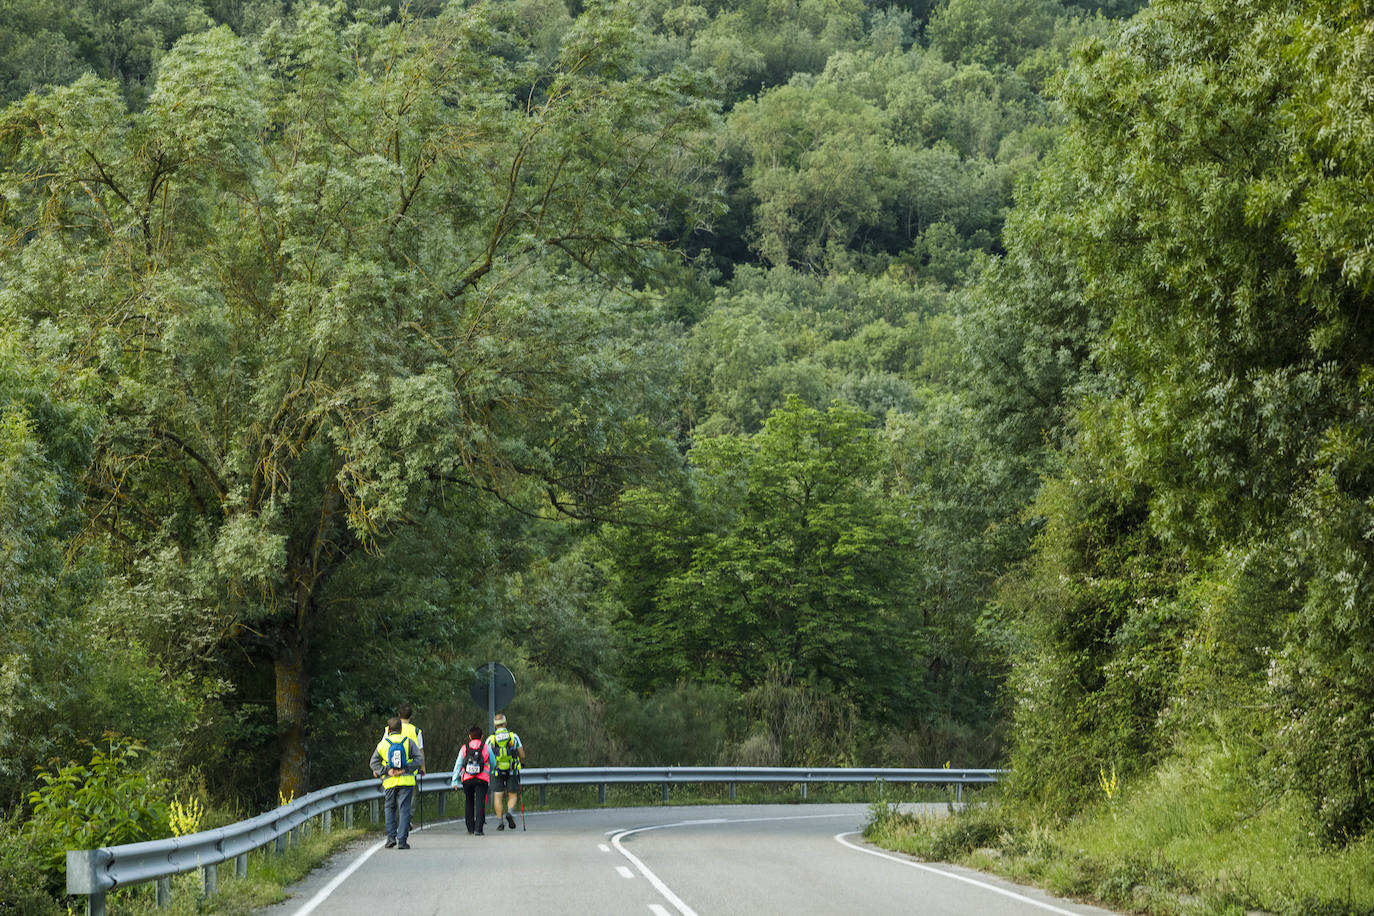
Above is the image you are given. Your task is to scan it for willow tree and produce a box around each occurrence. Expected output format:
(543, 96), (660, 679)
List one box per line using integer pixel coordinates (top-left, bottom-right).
(0, 2), (717, 798)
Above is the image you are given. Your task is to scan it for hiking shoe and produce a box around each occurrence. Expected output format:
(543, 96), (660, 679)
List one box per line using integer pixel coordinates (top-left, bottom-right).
(384, 838), (397, 848)
(497, 822), (505, 831)
(506, 813), (517, 829)
(397, 843), (410, 850)
(474, 831), (484, 837)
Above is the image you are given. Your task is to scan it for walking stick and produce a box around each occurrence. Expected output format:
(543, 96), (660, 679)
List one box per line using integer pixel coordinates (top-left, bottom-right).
(519, 774), (525, 831)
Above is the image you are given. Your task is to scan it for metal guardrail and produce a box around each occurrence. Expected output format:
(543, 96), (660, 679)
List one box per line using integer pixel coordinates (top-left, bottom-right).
(514, 765), (999, 804)
(66, 765), (1001, 915)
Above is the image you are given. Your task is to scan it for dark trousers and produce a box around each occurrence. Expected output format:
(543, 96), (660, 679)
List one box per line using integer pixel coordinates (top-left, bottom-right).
(462, 779), (488, 834)
(384, 784), (414, 843)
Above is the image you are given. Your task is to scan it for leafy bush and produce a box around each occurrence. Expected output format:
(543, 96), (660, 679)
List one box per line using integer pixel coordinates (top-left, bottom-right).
(868, 717), (1002, 769)
(729, 666), (857, 768)
(500, 676), (622, 768)
(0, 813), (60, 916)
(24, 735), (171, 894)
(606, 682), (739, 766)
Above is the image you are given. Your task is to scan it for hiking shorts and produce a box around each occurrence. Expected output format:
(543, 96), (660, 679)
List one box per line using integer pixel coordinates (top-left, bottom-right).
(490, 770), (520, 792)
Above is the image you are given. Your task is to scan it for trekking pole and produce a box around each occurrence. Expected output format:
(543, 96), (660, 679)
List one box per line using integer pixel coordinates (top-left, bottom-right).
(519, 776), (525, 831)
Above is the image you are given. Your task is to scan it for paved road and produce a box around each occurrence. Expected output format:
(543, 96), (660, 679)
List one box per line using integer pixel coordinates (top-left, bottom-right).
(258, 804), (1121, 916)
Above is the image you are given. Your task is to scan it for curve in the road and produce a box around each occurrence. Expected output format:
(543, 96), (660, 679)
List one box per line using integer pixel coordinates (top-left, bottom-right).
(608, 812), (1084, 916)
(267, 807), (1115, 911)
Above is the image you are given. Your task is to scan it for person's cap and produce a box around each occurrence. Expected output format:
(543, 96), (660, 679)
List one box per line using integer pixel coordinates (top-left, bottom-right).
(493, 714), (507, 727)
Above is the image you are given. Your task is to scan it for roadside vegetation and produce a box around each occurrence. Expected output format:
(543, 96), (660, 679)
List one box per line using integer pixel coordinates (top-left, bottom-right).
(869, 738), (1374, 915)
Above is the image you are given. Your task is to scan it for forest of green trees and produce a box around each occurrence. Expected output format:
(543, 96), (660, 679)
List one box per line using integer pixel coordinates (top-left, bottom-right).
(4, 0), (1374, 911)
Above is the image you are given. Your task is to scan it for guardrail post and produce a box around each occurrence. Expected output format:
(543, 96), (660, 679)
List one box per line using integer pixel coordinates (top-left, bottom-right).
(597, 783), (606, 805)
(274, 833), (286, 855)
(345, 804), (354, 828)
(156, 876), (170, 907)
(801, 781), (808, 800)
(236, 853), (248, 879)
(729, 782), (736, 801)
(202, 863), (217, 898)
(370, 799), (379, 824)
(323, 809), (332, 832)
(539, 785), (546, 805)
(661, 783), (669, 804)
(956, 783), (963, 804)
(67, 848), (108, 916)
(438, 792), (446, 817)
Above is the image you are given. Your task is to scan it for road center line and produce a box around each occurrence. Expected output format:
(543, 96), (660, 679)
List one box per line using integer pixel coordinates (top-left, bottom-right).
(608, 812), (859, 916)
(833, 832), (1083, 916)
(609, 826), (701, 916)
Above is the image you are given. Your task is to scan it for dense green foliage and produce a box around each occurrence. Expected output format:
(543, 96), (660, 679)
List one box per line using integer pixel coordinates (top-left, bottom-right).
(5, 0), (1374, 912)
(986, 0), (1374, 848)
(605, 399), (926, 713)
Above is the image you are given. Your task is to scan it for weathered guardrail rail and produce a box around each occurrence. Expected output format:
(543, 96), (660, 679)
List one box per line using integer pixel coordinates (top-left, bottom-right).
(67, 765), (1001, 915)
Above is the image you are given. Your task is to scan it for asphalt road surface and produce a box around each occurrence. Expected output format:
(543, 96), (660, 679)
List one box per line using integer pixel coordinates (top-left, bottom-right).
(257, 803), (1122, 916)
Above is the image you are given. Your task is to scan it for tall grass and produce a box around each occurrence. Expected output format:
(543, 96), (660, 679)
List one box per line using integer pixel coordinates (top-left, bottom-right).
(866, 740), (1374, 915)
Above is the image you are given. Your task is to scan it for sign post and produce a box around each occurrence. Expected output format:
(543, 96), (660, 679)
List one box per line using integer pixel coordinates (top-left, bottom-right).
(469, 662), (516, 734)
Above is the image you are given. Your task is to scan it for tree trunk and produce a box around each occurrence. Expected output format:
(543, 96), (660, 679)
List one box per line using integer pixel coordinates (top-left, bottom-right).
(274, 630), (310, 802)
(273, 483), (341, 801)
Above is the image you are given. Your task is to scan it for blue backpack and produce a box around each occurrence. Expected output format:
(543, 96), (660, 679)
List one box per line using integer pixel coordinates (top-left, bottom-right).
(384, 736), (409, 773)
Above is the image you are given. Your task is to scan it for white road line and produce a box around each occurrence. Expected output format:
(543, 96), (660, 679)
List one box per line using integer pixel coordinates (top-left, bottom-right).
(603, 812), (850, 837)
(616, 865), (635, 878)
(289, 839), (387, 916)
(604, 818), (726, 834)
(833, 832), (1083, 916)
(286, 810), (458, 915)
(608, 812), (857, 916)
(649, 906), (673, 916)
(598, 843), (611, 852)
(610, 827), (701, 916)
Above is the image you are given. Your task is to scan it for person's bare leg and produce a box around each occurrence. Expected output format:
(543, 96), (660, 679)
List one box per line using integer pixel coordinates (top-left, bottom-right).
(493, 791), (506, 826)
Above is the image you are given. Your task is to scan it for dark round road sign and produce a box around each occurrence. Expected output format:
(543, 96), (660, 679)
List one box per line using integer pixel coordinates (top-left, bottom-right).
(469, 662), (516, 712)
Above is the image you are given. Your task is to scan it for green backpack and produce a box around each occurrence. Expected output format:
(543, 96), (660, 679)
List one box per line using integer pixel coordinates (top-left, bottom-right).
(491, 733), (517, 773)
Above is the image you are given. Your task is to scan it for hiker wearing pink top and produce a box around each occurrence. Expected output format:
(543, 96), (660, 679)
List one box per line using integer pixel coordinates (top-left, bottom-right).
(450, 725), (490, 836)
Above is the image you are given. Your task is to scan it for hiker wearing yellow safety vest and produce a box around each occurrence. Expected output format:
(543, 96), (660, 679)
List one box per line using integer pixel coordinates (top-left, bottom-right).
(379, 703), (426, 776)
(370, 717), (424, 849)
(485, 713), (525, 831)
